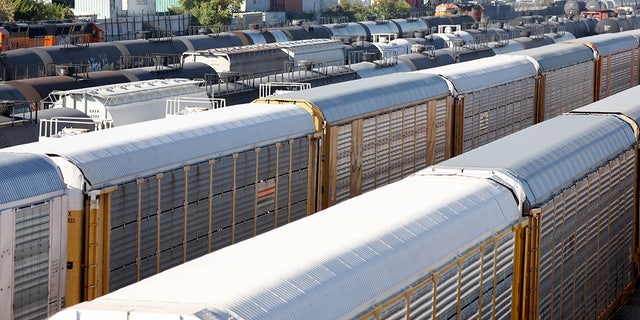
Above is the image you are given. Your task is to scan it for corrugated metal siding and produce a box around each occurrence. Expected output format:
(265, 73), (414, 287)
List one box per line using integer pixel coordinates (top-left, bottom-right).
(13, 203), (50, 320)
(541, 62), (594, 120)
(335, 124), (351, 204)
(61, 173), (521, 320)
(599, 48), (638, 98)
(460, 76), (536, 153)
(335, 97), (448, 202)
(108, 137), (310, 291)
(75, 0), (113, 19)
(0, 153), (65, 211)
(536, 150), (635, 318)
(363, 228), (516, 320)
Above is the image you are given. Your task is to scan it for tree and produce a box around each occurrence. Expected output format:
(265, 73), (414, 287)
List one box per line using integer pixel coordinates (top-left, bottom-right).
(321, 0), (368, 21)
(369, 0), (411, 19)
(0, 0), (15, 22)
(322, 0), (411, 21)
(0, 0), (73, 22)
(179, 0), (243, 26)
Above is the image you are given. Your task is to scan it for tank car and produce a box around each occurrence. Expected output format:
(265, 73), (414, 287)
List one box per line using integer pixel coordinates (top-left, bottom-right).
(391, 18), (431, 38)
(564, 0), (585, 16)
(561, 18), (599, 37)
(0, 62), (216, 110)
(0, 108), (95, 148)
(0, 33), (244, 80)
(48, 78), (212, 126)
(596, 16), (638, 33)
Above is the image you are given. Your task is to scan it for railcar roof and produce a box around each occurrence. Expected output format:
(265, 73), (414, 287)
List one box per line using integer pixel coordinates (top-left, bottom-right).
(2, 103), (315, 191)
(420, 54), (537, 93)
(567, 31), (639, 55)
(264, 71), (449, 123)
(572, 86), (640, 125)
(508, 41), (595, 71)
(0, 153), (65, 210)
(51, 173), (520, 320)
(432, 114), (635, 207)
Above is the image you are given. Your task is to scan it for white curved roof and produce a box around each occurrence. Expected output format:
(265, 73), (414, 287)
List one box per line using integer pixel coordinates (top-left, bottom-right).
(572, 85), (640, 124)
(419, 54), (537, 93)
(434, 114), (635, 207)
(488, 40), (526, 54)
(350, 61), (412, 78)
(508, 42), (595, 72)
(0, 153), (65, 211)
(50, 171), (521, 320)
(567, 31), (638, 55)
(265, 72), (449, 123)
(3, 103), (315, 191)
(50, 79), (205, 105)
(239, 30), (267, 44)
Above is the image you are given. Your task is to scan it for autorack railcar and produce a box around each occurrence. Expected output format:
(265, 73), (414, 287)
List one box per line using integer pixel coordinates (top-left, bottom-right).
(2, 30), (640, 320)
(48, 85), (640, 320)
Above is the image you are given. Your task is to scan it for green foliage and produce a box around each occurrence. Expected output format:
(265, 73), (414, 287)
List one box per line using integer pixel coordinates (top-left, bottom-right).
(0, 0), (15, 22)
(321, 0), (411, 21)
(321, 0), (367, 21)
(179, 0), (243, 26)
(0, 0), (73, 22)
(371, 0), (410, 19)
(166, 6), (185, 15)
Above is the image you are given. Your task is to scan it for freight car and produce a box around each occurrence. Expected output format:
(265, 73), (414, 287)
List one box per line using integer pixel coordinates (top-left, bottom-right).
(0, 61), (217, 110)
(1, 13), (632, 81)
(0, 107), (94, 148)
(0, 27), (571, 138)
(181, 39), (348, 76)
(46, 78), (219, 126)
(37, 30), (575, 128)
(0, 21), (105, 51)
(1, 29), (640, 320)
(49, 84), (640, 320)
(0, 32), (244, 80)
(212, 29), (576, 105)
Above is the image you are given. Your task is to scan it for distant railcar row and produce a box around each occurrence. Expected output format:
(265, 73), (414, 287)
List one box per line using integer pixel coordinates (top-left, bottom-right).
(0, 29), (639, 320)
(50, 83), (640, 320)
(1, 13), (638, 81)
(0, 25), (573, 113)
(0, 26), (577, 148)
